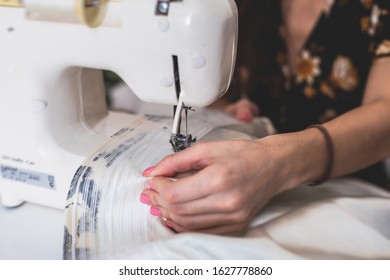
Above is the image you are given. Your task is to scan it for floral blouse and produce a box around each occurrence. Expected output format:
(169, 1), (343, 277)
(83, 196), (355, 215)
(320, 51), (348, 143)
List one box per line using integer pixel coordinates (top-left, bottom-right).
(228, 0), (390, 186)
(233, 0), (390, 134)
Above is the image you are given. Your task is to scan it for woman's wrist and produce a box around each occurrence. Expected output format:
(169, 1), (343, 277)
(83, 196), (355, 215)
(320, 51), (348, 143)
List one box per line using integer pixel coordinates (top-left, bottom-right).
(305, 125), (334, 185)
(256, 129), (329, 191)
(295, 127), (332, 184)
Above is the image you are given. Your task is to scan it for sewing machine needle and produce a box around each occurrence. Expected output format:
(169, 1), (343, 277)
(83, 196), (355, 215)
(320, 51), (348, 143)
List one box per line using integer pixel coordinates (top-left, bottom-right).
(171, 94), (185, 135)
(170, 92), (196, 152)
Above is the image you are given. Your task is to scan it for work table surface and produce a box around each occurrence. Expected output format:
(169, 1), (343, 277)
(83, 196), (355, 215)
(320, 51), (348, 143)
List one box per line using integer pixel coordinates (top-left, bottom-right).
(0, 200), (63, 260)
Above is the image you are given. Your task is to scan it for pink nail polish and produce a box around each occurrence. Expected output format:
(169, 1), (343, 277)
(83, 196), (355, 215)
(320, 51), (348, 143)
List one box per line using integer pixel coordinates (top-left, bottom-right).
(147, 181), (155, 190)
(140, 194), (151, 205)
(143, 166), (155, 176)
(150, 206), (162, 216)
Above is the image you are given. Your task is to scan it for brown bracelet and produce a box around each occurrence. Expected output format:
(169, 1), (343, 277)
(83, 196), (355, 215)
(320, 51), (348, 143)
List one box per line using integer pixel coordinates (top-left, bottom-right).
(306, 124), (334, 186)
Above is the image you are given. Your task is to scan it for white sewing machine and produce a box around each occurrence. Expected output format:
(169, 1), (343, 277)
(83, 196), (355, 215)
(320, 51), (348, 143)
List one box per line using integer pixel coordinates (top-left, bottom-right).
(0, 0), (237, 209)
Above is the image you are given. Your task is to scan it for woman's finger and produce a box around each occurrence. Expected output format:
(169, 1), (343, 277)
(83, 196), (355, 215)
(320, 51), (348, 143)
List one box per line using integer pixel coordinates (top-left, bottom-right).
(143, 143), (212, 178)
(142, 185), (243, 216)
(165, 218), (248, 235)
(141, 164), (229, 207)
(154, 205), (249, 231)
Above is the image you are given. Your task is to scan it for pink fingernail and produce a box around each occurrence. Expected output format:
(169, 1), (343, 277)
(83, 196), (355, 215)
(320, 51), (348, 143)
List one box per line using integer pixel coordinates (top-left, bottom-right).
(150, 206), (162, 216)
(143, 166), (155, 176)
(147, 181), (155, 190)
(140, 194), (151, 205)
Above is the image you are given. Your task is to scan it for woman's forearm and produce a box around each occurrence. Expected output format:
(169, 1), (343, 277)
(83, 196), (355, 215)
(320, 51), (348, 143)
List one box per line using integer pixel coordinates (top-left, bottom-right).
(271, 100), (390, 188)
(279, 58), (390, 187)
(323, 100), (390, 178)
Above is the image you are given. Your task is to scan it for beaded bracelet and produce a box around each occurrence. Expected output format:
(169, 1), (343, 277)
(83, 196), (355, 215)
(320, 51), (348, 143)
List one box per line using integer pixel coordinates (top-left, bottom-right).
(306, 124), (334, 186)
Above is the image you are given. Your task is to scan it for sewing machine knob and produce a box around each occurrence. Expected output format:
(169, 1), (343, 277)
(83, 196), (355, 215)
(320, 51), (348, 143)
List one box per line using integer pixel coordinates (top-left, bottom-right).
(29, 99), (48, 114)
(191, 55), (207, 69)
(76, 0), (107, 28)
(157, 19), (170, 33)
(159, 74), (174, 87)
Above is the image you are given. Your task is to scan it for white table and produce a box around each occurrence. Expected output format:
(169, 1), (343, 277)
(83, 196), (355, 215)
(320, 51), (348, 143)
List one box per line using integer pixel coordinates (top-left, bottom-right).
(0, 199), (64, 260)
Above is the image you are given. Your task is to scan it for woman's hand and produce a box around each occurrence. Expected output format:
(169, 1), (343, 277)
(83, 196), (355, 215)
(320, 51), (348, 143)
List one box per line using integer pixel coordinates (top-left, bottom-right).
(140, 135), (306, 235)
(223, 98), (260, 122)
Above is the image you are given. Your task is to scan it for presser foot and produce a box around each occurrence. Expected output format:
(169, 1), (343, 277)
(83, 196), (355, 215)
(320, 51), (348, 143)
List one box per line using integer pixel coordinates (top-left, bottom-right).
(170, 133), (197, 152)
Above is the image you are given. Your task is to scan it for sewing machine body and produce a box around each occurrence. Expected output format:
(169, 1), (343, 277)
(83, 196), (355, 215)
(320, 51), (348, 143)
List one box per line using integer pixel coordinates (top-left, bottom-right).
(0, 0), (237, 209)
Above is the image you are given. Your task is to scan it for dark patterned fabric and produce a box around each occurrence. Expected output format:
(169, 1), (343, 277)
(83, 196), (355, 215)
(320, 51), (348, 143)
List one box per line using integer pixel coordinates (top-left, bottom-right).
(230, 0), (390, 132)
(228, 0), (390, 186)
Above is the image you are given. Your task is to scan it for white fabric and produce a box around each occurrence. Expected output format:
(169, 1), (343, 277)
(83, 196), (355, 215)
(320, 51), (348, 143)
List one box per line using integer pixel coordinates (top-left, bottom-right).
(111, 178), (390, 260)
